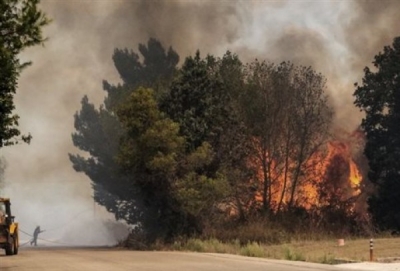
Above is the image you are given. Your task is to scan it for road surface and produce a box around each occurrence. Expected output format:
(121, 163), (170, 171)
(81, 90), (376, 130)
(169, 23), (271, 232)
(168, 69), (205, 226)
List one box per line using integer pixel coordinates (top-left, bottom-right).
(0, 247), (380, 271)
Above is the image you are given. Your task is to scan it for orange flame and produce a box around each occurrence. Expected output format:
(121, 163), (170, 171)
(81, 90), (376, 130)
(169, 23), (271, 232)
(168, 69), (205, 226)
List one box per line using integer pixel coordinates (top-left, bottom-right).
(349, 160), (362, 192)
(252, 139), (363, 211)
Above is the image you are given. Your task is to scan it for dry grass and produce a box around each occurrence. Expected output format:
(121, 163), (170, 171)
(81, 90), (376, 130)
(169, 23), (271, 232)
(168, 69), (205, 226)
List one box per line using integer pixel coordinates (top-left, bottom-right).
(272, 237), (400, 262)
(171, 237), (400, 264)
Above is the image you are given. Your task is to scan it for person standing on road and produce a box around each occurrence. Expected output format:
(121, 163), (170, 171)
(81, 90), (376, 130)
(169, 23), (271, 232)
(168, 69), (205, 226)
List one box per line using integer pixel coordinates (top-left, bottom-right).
(31, 226), (45, 246)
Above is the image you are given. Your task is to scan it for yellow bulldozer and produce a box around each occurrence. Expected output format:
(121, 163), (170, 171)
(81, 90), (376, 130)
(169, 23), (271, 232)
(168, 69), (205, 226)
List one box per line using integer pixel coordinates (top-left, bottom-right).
(0, 198), (18, 256)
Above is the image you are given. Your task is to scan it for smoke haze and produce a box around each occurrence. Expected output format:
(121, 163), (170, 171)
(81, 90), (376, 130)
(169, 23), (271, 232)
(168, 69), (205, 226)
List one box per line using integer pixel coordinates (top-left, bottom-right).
(0, 0), (399, 246)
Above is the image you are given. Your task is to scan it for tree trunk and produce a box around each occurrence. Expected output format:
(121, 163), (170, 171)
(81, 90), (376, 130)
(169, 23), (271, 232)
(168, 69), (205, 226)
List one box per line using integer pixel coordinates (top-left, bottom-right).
(277, 133), (292, 212)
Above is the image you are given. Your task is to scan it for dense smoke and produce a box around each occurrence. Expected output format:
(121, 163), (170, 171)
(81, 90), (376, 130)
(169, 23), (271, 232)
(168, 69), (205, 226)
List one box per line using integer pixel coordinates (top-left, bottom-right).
(1, 0), (399, 246)
(343, 0), (400, 73)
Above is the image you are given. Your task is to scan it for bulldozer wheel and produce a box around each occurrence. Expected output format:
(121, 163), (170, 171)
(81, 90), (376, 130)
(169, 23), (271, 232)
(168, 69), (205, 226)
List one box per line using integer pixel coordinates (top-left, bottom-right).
(5, 237), (14, 256)
(13, 234), (18, 255)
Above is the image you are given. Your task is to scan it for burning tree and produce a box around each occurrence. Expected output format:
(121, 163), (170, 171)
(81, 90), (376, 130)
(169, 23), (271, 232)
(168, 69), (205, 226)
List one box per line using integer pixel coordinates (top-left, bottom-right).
(242, 61), (333, 213)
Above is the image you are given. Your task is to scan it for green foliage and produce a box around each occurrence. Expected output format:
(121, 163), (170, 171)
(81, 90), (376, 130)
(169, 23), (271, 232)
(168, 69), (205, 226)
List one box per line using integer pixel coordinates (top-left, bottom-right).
(354, 36), (400, 230)
(117, 87), (184, 176)
(104, 38), (179, 110)
(183, 238), (206, 252)
(0, 0), (50, 54)
(70, 39), (180, 228)
(162, 51), (252, 221)
(175, 171), (230, 216)
(283, 246), (305, 261)
(0, 0), (49, 147)
(69, 96), (138, 222)
(117, 87), (197, 240)
(176, 142), (231, 215)
(204, 238), (239, 253)
(162, 51), (224, 151)
(185, 142), (214, 169)
(117, 88), (232, 239)
(0, 53), (19, 145)
(239, 242), (266, 257)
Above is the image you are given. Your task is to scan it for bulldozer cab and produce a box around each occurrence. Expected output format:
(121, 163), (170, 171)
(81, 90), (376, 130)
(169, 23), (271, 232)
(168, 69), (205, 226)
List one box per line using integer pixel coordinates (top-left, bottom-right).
(0, 198), (18, 256)
(0, 199), (13, 224)
(0, 201), (6, 224)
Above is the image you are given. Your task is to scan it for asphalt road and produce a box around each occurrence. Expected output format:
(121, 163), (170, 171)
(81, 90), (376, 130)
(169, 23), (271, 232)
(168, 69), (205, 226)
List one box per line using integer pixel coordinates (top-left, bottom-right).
(0, 247), (369, 271)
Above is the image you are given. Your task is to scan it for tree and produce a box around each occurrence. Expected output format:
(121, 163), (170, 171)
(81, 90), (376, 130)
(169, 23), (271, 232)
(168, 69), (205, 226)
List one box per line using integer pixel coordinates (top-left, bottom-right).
(0, 0), (49, 147)
(117, 87), (229, 240)
(70, 39), (180, 227)
(103, 38), (179, 110)
(215, 52), (255, 221)
(161, 51), (253, 221)
(161, 51), (223, 152)
(242, 61), (292, 212)
(286, 65), (332, 209)
(117, 87), (188, 239)
(354, 37), (400, 230)
(242, 61), (332, 213)
(69, 97), (139, 223)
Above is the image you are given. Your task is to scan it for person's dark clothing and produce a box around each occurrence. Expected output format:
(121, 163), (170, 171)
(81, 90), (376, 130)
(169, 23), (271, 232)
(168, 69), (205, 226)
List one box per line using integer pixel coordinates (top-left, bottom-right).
(30, 226), (44, 246)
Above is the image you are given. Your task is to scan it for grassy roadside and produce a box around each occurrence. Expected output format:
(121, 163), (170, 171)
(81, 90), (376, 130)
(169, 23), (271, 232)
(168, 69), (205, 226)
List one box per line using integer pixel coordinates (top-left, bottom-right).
(168, 237), (400, 264)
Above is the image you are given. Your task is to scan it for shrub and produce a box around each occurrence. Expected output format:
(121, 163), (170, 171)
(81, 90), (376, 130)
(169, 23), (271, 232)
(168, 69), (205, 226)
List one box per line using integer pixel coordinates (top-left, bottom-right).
(239, 242), (266, 257)
(283, 246), (305, 261)
(185, 238), (206, 252)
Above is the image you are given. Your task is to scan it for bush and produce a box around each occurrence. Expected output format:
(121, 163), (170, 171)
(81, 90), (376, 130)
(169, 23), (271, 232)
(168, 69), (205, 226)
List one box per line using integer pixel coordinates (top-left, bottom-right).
(239, 242), (266, 257)
(283, 246), (305, 261)
(185, 239), (206, 252)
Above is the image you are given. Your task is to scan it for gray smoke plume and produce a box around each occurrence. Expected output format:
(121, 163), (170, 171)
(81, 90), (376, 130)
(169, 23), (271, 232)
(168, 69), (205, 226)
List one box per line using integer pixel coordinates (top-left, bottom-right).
(343, 0), (400, 73)
(337, 0), (400, 129)
(1, 0), (399, 246)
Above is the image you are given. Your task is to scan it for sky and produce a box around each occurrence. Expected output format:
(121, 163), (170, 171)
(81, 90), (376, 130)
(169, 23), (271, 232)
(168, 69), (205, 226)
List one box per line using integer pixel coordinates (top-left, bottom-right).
(0, 0), (399, 246)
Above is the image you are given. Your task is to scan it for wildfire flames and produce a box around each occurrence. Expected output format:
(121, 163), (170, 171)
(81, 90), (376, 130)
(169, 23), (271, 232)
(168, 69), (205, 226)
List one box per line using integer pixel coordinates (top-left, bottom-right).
(252, 130), (365, 212)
